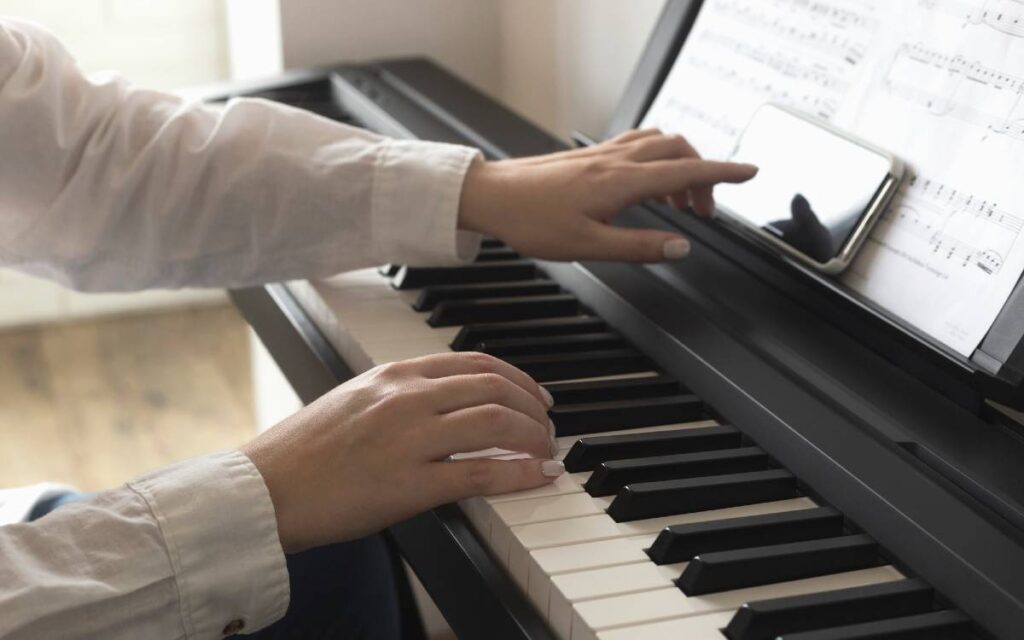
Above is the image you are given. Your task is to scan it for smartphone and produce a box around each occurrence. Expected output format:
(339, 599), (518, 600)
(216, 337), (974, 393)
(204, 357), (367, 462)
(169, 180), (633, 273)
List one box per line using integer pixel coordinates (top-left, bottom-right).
(713, 104), (903, 274)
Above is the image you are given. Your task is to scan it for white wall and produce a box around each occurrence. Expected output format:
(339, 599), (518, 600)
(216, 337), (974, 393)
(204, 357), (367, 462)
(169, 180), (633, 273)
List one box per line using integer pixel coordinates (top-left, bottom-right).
(271, 0), (666, 140)
(496, 0), (666, 139)
(0, 0), (230, 90)
(277, 0), (503, 98)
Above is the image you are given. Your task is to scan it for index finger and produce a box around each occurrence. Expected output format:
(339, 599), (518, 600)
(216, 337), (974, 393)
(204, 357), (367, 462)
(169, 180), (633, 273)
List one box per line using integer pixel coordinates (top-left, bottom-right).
(671, 137), (717, 218)
(628, 158), (758, 203)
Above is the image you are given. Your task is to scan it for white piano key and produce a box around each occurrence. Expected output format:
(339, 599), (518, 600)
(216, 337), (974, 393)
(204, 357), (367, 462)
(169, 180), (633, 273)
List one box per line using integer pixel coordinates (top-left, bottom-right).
(569, 566), (904, 640)
(486, 471), (590, 503)
(533, 533), (658, 579)
(492, 493), (615, 527)
(549, 562), (687, 638)
(507, 498), (817, 622)
(526, 534), (659, 615)
(512, 498), (816, 552)
(597, 610), (734, 640)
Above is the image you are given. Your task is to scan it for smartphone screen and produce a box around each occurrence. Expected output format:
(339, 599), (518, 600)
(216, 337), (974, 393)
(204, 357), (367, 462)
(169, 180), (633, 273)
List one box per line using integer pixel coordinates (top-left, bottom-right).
(715, 105), (894, 266)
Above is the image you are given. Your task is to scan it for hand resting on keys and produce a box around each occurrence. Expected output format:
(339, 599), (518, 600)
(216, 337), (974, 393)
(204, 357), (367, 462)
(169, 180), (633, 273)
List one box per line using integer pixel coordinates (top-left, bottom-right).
(459, 128), (758, 262)
(242, 352), (560, 553)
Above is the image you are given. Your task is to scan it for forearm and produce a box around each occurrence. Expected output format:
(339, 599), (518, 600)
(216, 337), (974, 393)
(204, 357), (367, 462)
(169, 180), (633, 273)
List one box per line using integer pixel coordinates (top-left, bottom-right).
(0, 20), (480, 292)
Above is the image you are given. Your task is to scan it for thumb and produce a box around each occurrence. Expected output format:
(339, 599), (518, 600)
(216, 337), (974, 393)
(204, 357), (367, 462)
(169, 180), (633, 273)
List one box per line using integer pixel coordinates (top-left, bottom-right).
(583, 222), (692, 263)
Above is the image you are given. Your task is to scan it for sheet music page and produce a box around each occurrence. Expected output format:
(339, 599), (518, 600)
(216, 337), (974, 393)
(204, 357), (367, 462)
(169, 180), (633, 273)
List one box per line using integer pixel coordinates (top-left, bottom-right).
(643, 0), (1024, 356)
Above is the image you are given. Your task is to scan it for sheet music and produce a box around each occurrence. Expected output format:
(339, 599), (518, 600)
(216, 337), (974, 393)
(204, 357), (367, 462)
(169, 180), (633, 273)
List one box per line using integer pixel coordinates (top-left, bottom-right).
(643, 0), (1024, 356)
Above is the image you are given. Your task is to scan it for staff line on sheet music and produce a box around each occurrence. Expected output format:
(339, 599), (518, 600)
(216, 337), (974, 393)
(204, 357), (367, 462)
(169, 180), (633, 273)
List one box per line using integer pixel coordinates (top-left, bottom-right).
(874, 174), (1024, 274)
(883, 41), (1024, 141)
(707, 0), (877, 63)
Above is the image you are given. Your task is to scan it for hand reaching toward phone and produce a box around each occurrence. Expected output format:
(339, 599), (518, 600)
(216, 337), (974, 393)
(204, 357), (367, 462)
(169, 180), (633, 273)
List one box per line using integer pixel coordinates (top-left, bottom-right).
(458, 129), (758, 263)
(242, 352), (559, 553)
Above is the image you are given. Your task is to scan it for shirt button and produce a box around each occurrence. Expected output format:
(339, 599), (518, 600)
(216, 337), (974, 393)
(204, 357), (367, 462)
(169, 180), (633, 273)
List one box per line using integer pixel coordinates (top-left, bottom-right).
(222, 619), (246, 635)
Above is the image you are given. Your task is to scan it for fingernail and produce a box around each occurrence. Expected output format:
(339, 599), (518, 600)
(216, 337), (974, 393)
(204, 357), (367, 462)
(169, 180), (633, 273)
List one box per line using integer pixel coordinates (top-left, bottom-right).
(663, 238), (691, 260)
(742, 163), (759, 174)
(541, 460), (565, 477)
(540, 386), (555, 407)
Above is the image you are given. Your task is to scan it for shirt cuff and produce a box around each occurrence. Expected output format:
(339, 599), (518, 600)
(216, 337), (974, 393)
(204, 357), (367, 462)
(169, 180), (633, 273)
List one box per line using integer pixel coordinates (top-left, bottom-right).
(128, 450), (289, 638)
(372, 139), (483, 266)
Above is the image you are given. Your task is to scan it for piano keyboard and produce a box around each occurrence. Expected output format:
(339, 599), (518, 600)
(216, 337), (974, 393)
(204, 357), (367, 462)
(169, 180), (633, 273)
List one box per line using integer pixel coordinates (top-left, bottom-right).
(287, 242), (977, 640)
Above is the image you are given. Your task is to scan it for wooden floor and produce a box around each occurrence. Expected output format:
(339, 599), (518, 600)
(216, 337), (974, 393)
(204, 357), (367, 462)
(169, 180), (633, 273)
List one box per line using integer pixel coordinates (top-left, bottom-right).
(0, 305), (257, 491)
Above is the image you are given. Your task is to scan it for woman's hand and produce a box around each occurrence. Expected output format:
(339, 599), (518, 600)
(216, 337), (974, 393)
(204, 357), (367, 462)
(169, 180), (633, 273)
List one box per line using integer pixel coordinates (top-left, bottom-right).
(241, 352), (560, 554)
(458, 129), (758, 262)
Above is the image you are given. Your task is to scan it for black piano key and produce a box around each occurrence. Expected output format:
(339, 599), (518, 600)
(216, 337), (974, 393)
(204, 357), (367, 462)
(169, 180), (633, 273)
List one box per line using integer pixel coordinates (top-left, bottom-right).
(378, 264), (401, 277)
(427, 294), (579, 328)
(479, 332), (626, 357)
(586, 446), (776, 497)
(563, 424), (742, 472)
(677, 534), (882, 596)
(392, 260), (538, 290)
(778, 610), (973, 640)
(413, 280), (560, 312)
(502, 348), (652, 383)
(647, 506), (843, 565)
(725, 578), (934, 640)
(544, 374), (682, 405)
(475, 246), (520, 262)
(607, 469), (799, 522)
(551, 394), (705, 437)
(481, 238), (504, 249)
(450, 316), (607, 351)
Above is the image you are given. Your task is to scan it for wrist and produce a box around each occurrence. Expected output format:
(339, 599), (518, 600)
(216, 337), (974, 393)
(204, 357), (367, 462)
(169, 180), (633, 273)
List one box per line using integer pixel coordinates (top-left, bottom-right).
(458, 159), (512, 237)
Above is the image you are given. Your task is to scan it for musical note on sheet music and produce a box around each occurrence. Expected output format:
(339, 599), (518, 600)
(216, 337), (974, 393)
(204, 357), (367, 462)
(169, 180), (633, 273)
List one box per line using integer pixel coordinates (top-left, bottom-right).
(919, 0), (1024, 38)
(882, 42), (1024, 141)
(872, 174), (1024, 275)
(642, 0), (879, 158)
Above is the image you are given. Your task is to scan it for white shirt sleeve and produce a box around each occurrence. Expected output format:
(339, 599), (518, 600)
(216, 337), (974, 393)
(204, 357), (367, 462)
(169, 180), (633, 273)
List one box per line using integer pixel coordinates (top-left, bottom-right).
(0, 18), (482, 292)
(0, 451), (290, 639)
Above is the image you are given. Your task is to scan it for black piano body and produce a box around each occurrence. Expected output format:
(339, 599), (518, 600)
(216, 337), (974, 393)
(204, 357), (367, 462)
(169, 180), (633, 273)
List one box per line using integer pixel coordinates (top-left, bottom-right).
(218, 1), (1024, 638)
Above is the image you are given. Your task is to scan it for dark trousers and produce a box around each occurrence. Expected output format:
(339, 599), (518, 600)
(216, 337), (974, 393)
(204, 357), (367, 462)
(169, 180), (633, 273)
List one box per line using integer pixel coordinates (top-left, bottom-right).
(33, 493), (409, 640)
(238, 534), (402, 640)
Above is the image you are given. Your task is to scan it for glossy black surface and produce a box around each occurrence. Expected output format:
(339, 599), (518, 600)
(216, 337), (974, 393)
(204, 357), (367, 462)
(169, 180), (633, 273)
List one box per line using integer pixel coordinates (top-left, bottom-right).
(607, 469), (799, 522)
(549, 394), (705, 436)
(777, 610), (973, 640)
(585, 446), (775, 497)
(542, 374), (681, 404)
(450, 316), (607, 352)
(678, 534), (881, 596)
(562, 424), (742, 472)
(427, 294), (579, 327)
(725, 579), (935, 640)
(648, 506), (843, 565)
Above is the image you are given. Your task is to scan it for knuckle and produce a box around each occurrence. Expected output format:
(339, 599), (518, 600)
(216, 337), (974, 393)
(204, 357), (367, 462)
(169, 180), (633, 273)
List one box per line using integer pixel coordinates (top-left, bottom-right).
(478, 372), (509, 396)
(377, 360), (408, 379)
(479, 403), (511, 427)
(668, 134), (688, 152)
(464, 351), (499, 370)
